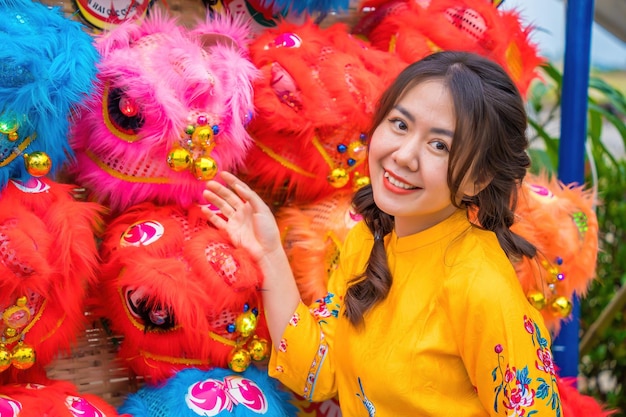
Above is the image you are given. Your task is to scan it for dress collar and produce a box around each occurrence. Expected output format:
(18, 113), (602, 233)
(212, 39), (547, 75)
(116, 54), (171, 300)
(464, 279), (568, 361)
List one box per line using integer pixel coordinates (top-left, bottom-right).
(387, 209), (472, 253)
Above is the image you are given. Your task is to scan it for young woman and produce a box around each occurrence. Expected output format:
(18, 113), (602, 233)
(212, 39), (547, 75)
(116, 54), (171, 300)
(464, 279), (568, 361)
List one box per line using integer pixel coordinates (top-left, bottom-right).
(202, 51), (562, 416)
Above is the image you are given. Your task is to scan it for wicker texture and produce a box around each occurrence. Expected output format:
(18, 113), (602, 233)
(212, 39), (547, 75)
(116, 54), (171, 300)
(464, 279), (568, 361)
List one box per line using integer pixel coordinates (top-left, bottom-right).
(46, 313), (141, 408)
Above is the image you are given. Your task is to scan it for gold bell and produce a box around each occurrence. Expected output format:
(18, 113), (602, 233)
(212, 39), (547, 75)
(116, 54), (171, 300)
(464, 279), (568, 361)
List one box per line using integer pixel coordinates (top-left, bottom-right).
(192, 156), (218, 181)
(23, 152), (51, 177)
(248, 336), (269, 361)
(550, 296), (573, 318)
(191, 126), (214, 148)
(353, 172), (371, 190)
(228, 347), (251, 372)
(235, 311), (258, 338)
(328, 168), (349, 188)
(0, 344), (11, 372)
(527, 291), (547, 310)
(167, 147), (193, 171)
(11, 342), (35, 370)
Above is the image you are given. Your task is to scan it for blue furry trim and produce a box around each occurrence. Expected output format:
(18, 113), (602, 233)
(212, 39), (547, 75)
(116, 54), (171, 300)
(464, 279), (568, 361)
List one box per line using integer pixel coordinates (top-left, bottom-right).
(0, 0), (99, 188)
(118, 365), (299, 416)
(259, 0), (350, 15)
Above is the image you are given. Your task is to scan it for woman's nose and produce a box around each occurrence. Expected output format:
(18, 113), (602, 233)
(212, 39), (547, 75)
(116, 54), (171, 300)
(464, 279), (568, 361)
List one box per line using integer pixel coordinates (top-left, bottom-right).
(392, 141), (419, 172)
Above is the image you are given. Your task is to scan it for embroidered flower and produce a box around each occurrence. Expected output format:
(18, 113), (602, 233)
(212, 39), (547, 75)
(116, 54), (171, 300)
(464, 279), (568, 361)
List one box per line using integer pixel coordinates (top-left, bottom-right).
(536, 348), (556, 375)
(491, 316), (562, 416)
(524, 315), (535, 334)
(310, 293), (340, 322)
(503, 381), (536, 415)
(289, 312), (300, 326)
(278, 338), (287, 353)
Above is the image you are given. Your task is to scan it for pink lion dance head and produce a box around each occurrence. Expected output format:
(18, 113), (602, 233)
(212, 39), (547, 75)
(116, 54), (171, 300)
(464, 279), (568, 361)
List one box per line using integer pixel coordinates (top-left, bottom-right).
(69, 10), (259, 215)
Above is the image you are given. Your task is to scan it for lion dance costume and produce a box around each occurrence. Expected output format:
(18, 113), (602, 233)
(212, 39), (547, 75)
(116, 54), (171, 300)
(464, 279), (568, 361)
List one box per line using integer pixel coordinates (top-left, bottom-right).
(68, 9), (296, 416)
(0, 0), (122, 415)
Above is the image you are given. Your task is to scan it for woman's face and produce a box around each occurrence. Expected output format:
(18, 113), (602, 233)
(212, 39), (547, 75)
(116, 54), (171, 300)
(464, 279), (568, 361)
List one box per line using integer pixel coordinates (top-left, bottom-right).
(368, 79), (468, 237)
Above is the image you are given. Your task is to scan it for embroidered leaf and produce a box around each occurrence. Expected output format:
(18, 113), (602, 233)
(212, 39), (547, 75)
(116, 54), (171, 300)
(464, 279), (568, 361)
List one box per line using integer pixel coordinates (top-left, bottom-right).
(528, 411), (538, 417)
(534, 323), (549, 348)
(493, 385), (502, 412)
(517, 366), (532, 385)
(492, 367), (498, 382)
(536, 380), (549, 399)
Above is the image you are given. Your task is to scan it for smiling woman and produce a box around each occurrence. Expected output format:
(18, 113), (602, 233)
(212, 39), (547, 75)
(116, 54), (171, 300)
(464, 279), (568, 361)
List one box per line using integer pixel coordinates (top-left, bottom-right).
(202, 51), (565, 416)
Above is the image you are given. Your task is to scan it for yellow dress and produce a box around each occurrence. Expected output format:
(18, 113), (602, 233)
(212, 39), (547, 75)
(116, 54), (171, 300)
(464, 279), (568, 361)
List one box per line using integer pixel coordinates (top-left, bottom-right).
(269, 209), (562, 417)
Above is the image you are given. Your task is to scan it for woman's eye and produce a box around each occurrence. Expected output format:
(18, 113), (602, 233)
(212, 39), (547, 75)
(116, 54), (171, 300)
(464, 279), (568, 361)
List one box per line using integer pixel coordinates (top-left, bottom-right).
(389, 118), (408, 131)
(431, 140), (449, 152)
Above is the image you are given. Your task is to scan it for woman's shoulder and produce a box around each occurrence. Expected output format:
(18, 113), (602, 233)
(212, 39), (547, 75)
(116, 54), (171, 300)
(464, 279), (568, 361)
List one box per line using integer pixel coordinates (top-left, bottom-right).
(445, 226), (520, 287)
(342, 220), (375, 253)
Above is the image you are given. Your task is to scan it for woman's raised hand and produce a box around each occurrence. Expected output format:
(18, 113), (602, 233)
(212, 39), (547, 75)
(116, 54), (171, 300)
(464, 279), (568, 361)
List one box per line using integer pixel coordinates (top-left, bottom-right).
(201, 171), (282, 262)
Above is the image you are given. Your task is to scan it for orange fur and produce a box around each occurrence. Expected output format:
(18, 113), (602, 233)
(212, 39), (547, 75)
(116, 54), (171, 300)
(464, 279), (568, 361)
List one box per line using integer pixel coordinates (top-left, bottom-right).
(512, 173), (599, 331)
(276, 191), (360, 305)
(0, 380), (122, 416)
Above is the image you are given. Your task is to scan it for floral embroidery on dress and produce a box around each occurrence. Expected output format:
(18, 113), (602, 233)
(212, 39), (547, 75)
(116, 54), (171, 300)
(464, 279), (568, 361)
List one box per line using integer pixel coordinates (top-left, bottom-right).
(492, 315), (562, 416)
(303, 332), (328, 400)
(310, 293), (340, 322)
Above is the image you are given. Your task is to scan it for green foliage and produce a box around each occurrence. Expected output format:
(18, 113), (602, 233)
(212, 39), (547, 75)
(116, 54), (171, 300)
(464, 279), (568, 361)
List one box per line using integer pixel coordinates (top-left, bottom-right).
(527, 62), (626, 415)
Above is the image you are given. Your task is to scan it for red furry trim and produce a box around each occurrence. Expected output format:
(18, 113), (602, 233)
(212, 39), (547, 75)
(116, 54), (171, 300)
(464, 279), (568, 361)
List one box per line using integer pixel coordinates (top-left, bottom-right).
(94, 203), (268, 382)
(246, 19), (389, 205)
(0, 380), (122, 416)
(557, 377), (618, 417)
(0, 179), (103, 381)
(357, 0), (543, 96)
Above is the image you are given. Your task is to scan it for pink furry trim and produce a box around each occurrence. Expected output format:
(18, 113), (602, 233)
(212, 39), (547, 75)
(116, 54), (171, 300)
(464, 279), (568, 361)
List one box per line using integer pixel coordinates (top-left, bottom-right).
(69, 9), (258, 215)
(94, 203), (267, 383)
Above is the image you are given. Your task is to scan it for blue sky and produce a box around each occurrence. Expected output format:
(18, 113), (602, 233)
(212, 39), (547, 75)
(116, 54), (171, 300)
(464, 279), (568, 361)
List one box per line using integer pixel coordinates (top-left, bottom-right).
(502, 0), (626, 70)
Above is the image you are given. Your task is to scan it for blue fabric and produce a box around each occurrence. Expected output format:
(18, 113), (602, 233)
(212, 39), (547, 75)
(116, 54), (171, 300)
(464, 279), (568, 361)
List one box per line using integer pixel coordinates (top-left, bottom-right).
(259, 0), (350, 15)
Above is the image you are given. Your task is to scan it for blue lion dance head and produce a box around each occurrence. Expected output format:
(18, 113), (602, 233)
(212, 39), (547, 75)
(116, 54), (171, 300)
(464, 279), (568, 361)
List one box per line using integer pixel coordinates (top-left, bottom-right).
(0, 0), (98, 188)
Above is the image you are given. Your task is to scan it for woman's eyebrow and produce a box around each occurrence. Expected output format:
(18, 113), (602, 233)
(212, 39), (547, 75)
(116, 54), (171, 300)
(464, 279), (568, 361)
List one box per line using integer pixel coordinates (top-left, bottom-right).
(393, 104), (415, 122)
(394, 105), (454, 138)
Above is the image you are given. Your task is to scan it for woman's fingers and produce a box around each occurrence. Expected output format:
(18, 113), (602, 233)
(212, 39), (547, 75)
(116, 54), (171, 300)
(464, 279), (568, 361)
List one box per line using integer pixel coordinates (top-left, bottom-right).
(219, 172), (270, 214)
(199, 202), (227, 229)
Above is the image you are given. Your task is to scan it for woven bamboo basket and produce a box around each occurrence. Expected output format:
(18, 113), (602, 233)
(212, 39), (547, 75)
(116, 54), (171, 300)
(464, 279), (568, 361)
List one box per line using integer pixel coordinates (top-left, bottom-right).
(45, 312), (142, 408)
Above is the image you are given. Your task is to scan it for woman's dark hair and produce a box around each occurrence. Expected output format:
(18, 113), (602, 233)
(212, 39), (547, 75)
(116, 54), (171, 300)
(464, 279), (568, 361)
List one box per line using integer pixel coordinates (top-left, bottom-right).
(344, 51), (537, 326)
